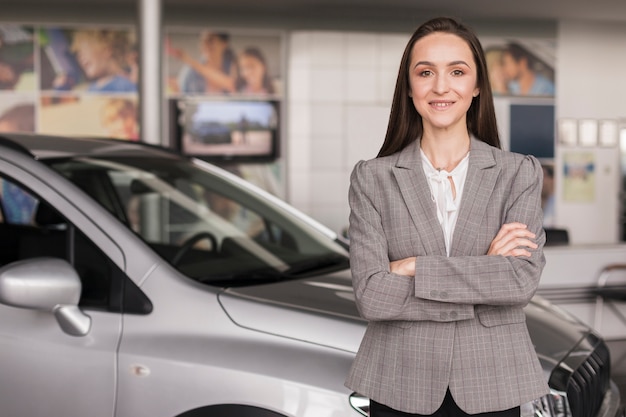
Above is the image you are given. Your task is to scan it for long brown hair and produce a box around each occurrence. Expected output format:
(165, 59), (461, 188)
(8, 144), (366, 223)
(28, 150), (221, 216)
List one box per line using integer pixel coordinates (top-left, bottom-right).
(377, 17), (500, 158)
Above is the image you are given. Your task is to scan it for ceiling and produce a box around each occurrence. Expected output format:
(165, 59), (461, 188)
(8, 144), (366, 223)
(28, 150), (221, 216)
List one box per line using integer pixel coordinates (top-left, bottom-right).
(179, 0), (626, 22)
(6, 0), (626, 25)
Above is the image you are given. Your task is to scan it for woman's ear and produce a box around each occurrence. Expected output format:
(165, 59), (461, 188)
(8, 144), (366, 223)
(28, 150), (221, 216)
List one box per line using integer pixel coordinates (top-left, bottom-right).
(473, 89), (479, 97)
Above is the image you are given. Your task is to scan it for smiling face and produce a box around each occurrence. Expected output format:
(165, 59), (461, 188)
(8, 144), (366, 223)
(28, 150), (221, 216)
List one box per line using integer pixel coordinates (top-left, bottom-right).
(74, 38), (113, 80)
(408, 32), (479, 135)
(238, 53), (266, 92)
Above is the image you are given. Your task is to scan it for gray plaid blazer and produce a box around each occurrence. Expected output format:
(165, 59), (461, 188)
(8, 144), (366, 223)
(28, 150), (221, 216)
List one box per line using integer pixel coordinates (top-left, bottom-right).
(345, 138), (549, 414)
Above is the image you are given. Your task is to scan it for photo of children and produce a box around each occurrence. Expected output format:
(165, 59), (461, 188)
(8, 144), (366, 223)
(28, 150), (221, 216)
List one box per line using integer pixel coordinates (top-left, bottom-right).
(166, 29), (282, 97)
(483, 37), (556, 97)
(100, 98), (139, 140)
(39, 94), (139, 140)
(0, 25), (35, 91)
(39, 27), (137, 93)
(236, 47), (275, 95)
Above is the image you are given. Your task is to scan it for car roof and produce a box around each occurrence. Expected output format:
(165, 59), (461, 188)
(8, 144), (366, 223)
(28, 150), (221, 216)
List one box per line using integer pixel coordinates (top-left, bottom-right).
(0, 133), (181, 161)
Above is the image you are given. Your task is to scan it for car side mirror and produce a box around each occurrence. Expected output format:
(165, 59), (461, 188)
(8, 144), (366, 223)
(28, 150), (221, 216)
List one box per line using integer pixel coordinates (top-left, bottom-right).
(0, 257), (91, 336)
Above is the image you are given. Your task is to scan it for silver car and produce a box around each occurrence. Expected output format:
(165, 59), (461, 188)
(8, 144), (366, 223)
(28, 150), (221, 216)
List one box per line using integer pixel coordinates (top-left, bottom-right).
(0, 133), (621, 417)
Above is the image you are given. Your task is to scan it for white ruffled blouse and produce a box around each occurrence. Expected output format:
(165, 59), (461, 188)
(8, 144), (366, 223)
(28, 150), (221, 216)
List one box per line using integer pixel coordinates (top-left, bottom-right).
(420, 149), (470, 257)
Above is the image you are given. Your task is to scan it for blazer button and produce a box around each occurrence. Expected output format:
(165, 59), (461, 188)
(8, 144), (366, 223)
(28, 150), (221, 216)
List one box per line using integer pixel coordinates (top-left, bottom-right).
(440, 291), (448, 299)
(450, 311), (458, 319)
(430, 290), (439, 298)
(440, 312), (448, 320)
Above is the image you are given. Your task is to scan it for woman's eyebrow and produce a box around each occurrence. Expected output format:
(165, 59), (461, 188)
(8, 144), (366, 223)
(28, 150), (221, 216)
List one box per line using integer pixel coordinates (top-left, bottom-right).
(413, 60), (471, 69)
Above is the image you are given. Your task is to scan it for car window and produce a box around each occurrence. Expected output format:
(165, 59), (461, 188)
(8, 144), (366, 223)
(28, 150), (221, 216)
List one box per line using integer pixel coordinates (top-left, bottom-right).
(0, 176), (122, 311)
(47, 157), (349, 287)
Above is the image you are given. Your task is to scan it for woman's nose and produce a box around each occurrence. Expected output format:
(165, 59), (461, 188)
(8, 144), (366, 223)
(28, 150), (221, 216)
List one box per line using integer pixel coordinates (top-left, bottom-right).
(433, 74), (449, 93)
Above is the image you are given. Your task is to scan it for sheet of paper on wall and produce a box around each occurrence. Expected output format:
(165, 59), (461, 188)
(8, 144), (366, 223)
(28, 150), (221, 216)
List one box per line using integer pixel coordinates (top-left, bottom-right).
(598, 120), (618, 147)
(578, 119), (598, 147)
(558, 119), (577, 146)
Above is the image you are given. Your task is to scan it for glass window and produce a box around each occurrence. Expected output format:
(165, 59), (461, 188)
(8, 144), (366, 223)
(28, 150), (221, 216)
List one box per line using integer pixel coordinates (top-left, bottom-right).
(0, 175), (118, 311)
(47, 156), (349, 287)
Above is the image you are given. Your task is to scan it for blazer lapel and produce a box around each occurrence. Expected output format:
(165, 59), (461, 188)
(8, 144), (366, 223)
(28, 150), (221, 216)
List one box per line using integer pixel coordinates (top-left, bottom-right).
(392, 140), (447, 256)
(450, 138), (500, 256)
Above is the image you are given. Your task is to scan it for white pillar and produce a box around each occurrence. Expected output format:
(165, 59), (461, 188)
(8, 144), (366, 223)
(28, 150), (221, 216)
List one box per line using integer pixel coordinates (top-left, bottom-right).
(138, 0), (163, 145)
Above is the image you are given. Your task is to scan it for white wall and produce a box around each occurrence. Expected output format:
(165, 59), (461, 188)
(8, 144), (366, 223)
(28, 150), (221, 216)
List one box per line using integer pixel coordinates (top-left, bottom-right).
(286, 31), (407, 234)
(287, 21), (626, 243)
(555, 20), (626, 244)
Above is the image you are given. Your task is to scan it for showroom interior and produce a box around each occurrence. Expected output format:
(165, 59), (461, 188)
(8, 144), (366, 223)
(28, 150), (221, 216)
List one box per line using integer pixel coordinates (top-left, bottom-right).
(3, 0), (626, 245)
(3, 0), (626, 413)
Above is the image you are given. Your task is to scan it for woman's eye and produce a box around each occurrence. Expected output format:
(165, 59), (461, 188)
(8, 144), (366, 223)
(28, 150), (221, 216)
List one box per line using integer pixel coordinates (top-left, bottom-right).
(419, 70), (433, 77)
(451, 69), (464, 76)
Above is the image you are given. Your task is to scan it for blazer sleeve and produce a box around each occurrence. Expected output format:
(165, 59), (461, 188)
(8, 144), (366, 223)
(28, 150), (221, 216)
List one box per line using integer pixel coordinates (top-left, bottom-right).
(348, 160), (475, 323)
(413, 154), (546, 306)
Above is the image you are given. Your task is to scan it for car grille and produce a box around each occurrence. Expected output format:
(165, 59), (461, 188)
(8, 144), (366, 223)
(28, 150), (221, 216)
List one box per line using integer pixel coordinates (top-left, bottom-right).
(567, 341), (611, 417)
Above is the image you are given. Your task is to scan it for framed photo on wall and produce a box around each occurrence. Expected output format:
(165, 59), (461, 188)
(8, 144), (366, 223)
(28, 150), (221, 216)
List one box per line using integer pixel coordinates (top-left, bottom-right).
(481, 37), (556, 98)
(165, 28), (283, 98)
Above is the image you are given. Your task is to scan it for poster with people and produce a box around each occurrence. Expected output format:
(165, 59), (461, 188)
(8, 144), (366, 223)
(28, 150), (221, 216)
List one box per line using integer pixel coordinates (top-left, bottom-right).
(165, 28), (284, 196)
(0, 25), (35, 92)
(0, 23), (139, 140)
(38, 27), (137, 93)
(0, 95), (36, 133)
(0, 25), (36, 135)
(482, 37), (556, 97)
(165, 29), (282, 98)
(166, 28), (283, 161)
(39, 95), (139, 139)
(37, 26), (139, 140)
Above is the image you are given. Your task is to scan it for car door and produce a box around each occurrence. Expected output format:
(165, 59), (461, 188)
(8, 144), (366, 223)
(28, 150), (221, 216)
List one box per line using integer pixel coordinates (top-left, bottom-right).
(0, 164), (123, 417)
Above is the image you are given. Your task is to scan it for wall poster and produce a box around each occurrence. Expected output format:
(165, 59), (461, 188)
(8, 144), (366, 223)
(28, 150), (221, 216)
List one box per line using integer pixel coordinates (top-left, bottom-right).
(0, 25), (36, 134)
(481, 37), (556, 97)
(0, 24), (139, 140)
(563, 151), (595, 203)
(165, 27), (285, 196)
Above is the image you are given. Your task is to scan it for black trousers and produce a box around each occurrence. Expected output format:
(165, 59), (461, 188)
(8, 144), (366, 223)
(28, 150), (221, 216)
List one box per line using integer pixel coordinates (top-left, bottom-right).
(370, 389), (520, 417)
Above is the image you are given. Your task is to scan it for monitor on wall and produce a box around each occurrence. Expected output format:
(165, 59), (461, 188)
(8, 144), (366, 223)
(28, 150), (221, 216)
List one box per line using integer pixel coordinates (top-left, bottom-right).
(170, 98), (279, 162)
(509, 103), (555, 160)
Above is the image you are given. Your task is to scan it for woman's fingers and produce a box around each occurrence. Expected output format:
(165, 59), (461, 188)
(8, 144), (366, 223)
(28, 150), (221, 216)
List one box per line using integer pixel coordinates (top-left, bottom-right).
(488, 223), (537, 257)
(493, 237), (537, 257)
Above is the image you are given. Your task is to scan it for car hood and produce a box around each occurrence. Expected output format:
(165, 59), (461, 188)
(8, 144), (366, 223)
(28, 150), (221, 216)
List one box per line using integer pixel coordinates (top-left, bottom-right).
(218, 270), (591, 366)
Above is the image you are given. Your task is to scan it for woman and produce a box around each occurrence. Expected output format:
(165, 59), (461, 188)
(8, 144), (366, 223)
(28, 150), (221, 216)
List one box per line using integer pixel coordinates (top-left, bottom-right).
(236, 47), (275, 95)
(345, 17), (548, 416)
(68, 29), (136, 93)
(167, 31), (237, 94)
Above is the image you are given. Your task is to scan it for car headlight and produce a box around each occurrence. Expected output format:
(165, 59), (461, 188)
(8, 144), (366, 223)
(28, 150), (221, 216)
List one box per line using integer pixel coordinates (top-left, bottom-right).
(349, 393), (369, 416)
(521, 389), (571, 417)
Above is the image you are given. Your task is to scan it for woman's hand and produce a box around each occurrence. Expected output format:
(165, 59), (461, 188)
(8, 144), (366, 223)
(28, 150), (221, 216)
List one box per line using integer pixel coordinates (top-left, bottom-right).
(488, 222), (537, 257)
(390, 257), (417, 277)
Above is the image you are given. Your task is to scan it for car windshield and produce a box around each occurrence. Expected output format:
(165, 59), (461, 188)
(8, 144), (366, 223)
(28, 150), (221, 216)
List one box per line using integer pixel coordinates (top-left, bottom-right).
(46, 156), (349, 286)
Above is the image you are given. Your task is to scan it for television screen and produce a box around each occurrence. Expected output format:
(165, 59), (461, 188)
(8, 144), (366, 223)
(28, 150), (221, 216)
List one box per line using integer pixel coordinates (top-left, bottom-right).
(509, 104), (555, 159)
(171, 98), (279, 161)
